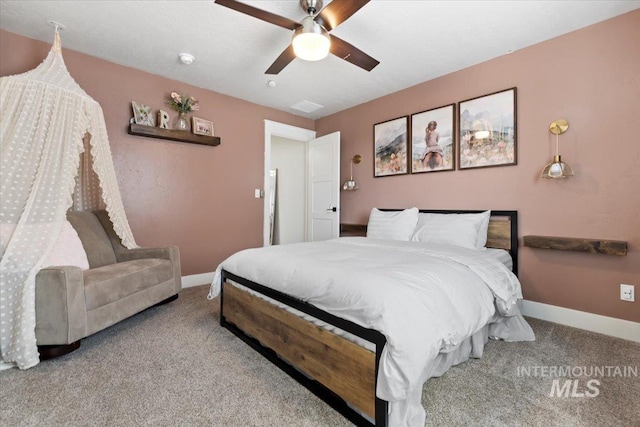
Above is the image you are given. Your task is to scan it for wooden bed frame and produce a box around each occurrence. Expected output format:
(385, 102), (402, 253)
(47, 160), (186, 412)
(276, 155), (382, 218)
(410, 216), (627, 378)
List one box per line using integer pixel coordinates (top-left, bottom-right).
(220, 210), (518, 427)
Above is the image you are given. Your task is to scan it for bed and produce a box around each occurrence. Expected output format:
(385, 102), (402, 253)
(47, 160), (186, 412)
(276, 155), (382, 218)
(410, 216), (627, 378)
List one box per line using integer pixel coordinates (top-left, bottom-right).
(209, 209), (534, 426)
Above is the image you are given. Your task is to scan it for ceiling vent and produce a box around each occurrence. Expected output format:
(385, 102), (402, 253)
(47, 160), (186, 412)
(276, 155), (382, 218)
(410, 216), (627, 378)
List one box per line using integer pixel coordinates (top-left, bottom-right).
(290, 99), (324, 113)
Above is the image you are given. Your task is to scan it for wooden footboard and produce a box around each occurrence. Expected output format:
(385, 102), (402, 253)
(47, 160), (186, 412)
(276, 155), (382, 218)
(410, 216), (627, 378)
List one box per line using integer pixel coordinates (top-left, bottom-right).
(220, 271), (388, 426)
(224, 283), (376, 417)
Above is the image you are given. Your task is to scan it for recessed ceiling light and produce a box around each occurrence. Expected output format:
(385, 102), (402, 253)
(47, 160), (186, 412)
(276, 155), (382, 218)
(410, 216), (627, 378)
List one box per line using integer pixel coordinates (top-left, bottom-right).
(267, 80), (277, 88)
(178, 53), (195, 65)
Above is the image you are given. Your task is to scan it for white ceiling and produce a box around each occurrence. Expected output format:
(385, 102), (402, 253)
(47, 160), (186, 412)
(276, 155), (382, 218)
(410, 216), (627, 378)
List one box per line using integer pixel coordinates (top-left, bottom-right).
(1, 1), (638, 119)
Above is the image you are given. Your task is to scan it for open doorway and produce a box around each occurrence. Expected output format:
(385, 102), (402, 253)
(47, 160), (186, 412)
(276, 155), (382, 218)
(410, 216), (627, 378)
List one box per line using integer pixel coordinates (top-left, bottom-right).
(263, 120), (341, 247)
(271, 136), (307, 245)
(263, 120), (315, 247)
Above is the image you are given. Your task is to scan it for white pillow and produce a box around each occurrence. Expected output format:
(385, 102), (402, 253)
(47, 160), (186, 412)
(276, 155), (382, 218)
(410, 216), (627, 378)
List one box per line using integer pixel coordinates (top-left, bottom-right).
(476, 210), (491, 249)
(411, 211), (490, 249)
(367, 207), (419, 241)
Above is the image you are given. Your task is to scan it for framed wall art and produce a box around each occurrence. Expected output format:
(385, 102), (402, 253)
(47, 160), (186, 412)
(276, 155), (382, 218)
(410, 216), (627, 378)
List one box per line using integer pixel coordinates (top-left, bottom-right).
(374, 116), (409, 177)
(458, 87), (517, 170)
(411, 104), (455, 173)
(192, 117), (214, 136)
(131, 101), (155, 127)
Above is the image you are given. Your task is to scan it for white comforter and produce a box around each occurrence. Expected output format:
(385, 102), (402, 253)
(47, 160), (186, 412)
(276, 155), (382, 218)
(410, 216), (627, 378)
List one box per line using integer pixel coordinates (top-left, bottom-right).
(210, 237), (534, 426)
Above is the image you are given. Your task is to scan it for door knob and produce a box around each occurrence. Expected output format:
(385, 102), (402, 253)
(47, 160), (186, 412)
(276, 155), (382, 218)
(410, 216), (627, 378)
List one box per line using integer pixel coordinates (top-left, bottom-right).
(326, 207), (337, 212)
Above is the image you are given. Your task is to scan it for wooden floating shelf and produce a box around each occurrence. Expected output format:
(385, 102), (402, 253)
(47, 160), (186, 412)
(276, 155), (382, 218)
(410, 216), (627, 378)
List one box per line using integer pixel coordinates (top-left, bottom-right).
(523, 235), (627, 256)
(128, 124), (220, 147)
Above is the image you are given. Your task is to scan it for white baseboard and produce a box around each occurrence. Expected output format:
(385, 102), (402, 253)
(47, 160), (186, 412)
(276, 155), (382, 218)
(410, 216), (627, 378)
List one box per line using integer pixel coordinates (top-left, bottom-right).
(181, 272), (215, 289)
(521, 300), (640, 343)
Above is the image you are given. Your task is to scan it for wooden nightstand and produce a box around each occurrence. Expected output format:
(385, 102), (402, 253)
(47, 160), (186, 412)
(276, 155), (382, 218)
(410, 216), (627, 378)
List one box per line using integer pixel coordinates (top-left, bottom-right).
(340, 224), (367, 237)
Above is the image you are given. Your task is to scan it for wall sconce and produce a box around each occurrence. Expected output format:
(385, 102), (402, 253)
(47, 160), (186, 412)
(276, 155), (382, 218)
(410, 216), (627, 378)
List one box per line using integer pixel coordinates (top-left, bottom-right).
(343, 155), (361, 191)
(541, 119), (574, 179)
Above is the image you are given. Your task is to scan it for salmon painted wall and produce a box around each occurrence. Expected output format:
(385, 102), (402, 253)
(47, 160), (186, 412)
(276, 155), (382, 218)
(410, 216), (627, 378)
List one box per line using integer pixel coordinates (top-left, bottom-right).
(0, 29), (313, 276)
(316, 11), (640, 323)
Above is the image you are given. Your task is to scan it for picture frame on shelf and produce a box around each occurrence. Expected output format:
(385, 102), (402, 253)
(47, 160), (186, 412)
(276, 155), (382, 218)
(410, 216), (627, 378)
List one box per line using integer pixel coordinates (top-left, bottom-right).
(192, 117), (214, 136)
(411, 104), (455, 173)
(131, 101), (154, 127)
(374, 116), (409, 177)
(458, 87), (517, 170)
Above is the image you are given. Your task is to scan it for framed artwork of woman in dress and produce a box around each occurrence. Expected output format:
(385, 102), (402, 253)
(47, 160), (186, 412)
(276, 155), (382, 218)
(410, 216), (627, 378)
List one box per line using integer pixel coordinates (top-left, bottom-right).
(374, 116), (409, 177)
(458, 87), (517, 170)
(411, 104), (455, 173)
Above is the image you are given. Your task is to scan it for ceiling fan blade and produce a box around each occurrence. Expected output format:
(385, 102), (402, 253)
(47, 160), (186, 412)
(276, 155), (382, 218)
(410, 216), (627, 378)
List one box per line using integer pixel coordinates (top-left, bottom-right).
(330, 35), (379, 72)
(315, 0), (369, 31)
(265, 44), (296, 75)
(215, 0), (300, 30)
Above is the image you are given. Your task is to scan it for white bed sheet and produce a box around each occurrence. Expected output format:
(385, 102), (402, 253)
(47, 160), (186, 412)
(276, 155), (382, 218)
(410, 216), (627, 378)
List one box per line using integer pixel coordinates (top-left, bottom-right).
(226, 243), (512, 352)
(485, 247), (513, 270)
(210, 237), (532, 427)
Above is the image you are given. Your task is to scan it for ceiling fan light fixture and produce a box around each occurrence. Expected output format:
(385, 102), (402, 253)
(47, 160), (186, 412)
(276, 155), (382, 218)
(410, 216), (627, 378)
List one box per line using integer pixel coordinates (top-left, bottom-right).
(292, 16), (330, 61)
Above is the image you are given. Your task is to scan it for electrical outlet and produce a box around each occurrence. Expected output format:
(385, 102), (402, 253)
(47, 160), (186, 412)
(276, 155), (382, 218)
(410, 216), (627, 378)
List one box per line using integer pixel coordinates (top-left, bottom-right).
(620, 284), (635, 302)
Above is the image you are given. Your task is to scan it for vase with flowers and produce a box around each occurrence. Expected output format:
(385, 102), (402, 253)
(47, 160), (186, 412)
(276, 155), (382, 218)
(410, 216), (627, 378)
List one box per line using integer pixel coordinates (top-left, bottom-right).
(166, 91), (199, 131)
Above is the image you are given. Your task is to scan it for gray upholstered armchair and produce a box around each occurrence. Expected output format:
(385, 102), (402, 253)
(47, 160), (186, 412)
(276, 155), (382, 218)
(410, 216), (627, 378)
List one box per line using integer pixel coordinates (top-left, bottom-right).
(35, 210), (181, 359)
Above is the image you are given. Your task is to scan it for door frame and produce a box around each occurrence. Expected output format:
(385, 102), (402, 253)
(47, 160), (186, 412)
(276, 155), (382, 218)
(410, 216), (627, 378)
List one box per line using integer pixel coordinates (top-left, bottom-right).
(263, 120), (316, 247)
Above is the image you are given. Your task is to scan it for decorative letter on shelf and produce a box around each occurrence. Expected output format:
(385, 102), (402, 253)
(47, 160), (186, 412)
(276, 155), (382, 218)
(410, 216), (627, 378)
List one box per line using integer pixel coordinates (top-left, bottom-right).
(158, 110), (170, 129)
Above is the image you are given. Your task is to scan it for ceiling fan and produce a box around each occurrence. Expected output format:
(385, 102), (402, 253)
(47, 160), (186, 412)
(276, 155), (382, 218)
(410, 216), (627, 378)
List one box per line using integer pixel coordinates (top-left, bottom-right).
(215, 0), (379, 74)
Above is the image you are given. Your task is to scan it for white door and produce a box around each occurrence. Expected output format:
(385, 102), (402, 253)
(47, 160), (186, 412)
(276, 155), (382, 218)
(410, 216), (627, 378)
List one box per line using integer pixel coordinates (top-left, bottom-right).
(307, 132), (340, 241)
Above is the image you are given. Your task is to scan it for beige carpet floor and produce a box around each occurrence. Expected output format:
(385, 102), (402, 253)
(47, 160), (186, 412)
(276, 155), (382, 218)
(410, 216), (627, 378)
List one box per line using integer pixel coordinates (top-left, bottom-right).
(1, 285), (638, 426)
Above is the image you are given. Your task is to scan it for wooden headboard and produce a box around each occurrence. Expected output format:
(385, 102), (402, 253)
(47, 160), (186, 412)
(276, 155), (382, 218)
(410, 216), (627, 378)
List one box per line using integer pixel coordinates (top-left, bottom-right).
(340, 209), (519, 276)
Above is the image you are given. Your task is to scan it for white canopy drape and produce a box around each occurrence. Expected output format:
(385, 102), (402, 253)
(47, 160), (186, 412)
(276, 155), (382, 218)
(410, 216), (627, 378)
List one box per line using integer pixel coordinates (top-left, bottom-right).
(0, 32), (137, 369)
